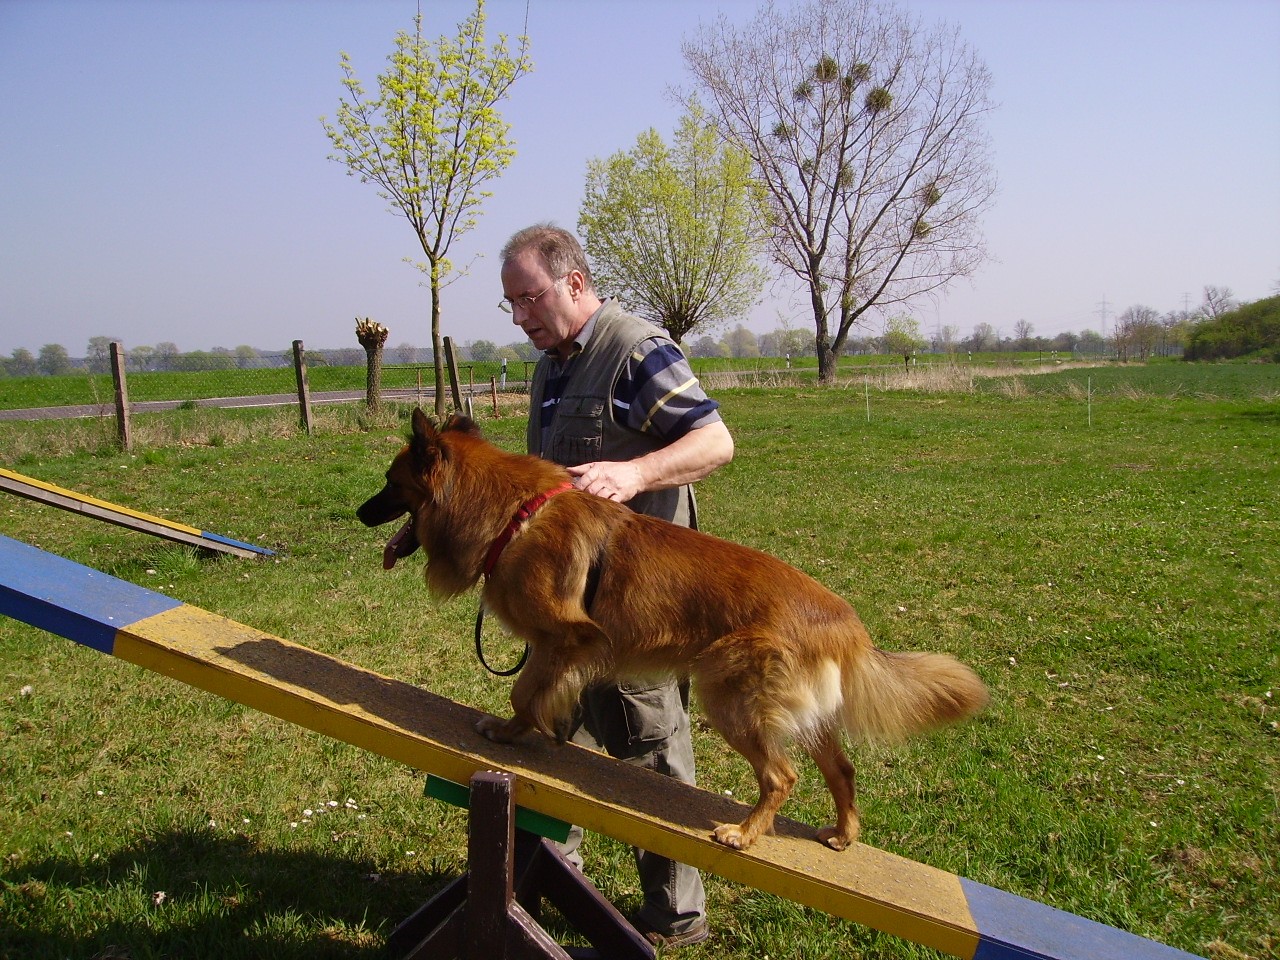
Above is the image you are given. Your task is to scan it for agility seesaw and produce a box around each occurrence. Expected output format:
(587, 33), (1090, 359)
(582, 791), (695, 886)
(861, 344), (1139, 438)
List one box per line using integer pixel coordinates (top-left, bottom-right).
(0, 467), (274, 559)
(0, 532), (1202, 960)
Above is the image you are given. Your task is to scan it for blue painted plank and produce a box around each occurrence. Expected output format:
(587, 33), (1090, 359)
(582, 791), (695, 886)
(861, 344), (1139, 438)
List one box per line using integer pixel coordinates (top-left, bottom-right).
(199, 530), (275, 556)
(963, 878), (1204, 960)
(0, 534), (182, 654)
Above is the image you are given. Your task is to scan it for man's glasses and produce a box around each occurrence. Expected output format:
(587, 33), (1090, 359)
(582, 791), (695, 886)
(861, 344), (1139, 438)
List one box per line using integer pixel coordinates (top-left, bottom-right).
(499, 274), (569, 313)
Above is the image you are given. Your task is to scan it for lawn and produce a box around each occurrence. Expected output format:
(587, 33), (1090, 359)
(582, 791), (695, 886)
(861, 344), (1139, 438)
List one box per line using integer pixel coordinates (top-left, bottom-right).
(0, 364), (1276, 959)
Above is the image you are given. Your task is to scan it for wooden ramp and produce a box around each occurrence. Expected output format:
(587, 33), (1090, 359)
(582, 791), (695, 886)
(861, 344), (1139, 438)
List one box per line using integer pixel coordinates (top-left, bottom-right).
(0, 467), (274, 559)
(0, 533), (1201, 960)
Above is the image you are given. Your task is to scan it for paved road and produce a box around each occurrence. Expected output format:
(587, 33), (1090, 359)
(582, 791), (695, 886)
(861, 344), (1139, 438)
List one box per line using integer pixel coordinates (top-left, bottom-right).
(0, 388), (448, 422)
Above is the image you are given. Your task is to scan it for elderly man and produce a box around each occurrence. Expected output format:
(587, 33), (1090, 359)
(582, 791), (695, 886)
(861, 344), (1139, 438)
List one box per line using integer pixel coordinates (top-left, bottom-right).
(499, 223), (734, 948)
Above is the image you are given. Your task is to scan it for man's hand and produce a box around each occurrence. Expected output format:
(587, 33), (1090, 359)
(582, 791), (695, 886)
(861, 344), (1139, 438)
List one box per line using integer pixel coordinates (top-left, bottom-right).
(567, 460), (645, 503)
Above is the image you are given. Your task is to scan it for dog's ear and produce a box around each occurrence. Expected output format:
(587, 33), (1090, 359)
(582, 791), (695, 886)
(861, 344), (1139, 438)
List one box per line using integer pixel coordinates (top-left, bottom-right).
(411, 407), (437, 442)
(409, 408), (445, 474)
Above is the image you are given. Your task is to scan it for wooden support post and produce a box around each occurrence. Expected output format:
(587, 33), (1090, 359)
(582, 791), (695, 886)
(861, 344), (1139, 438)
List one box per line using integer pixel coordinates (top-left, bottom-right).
(490, 376), (499, 417)
(389, 771), (653, 960)
(292, 339), (314, 436)
(110, 341), (132, 452)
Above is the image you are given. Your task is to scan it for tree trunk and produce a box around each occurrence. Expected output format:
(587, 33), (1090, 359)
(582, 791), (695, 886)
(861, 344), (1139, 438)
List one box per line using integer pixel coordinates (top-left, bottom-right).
(355, 318), (389, 413)
(364, 345), (383, 412)
(431, 265), (446, 417)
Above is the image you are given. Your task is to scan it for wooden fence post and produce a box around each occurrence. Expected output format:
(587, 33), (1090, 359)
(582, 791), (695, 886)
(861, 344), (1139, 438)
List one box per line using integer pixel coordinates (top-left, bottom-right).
(293, 340), (314, 436)
(443, 336), (463, 411)
(110, 341), (132, 453)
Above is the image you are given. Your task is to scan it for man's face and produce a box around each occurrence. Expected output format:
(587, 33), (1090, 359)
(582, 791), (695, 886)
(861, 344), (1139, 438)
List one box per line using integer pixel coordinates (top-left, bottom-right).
(500, 251), (578, 355)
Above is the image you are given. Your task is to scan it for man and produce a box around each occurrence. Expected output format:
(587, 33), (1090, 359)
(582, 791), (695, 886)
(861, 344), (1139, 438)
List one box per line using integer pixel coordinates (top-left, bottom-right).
(500, 223), (733, 948)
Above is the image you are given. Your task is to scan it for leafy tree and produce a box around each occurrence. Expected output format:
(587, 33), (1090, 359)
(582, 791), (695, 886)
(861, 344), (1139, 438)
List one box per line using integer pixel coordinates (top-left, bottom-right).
(579, 100), (766, 345)
(9, 348), (37, 376)
(684, 0), (997, 381)
(86, 336), (119, 374)
(722, 324), (761, 358)
(1185, 295), (1280, 361)
(36, 345), (70, 376)
(129, 345), (156, 372)
(882, 315), (926, 366)
(154, 342), (180, 372)
(688, 335), (728, 359)
(323, 3), (531, 415)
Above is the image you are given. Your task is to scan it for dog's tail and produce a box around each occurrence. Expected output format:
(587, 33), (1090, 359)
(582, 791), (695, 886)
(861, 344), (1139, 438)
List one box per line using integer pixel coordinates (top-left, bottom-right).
(841, 648), (988, 744)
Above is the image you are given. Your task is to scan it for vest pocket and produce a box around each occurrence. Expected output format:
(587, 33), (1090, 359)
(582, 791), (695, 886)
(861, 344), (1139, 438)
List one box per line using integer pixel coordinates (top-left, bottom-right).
(550, 397), (604, 466)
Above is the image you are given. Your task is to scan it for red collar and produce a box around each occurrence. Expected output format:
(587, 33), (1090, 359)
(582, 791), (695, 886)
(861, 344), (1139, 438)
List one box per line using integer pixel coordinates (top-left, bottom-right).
(483, 482), (574, 579)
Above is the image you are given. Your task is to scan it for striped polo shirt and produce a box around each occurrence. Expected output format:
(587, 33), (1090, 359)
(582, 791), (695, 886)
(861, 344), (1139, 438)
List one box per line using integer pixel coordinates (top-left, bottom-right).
(538, 305), (721, 450)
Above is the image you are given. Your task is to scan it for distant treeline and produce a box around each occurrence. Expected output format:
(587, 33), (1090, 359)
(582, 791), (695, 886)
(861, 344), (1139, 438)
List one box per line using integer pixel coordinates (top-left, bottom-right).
(5, 296), (1275, 379)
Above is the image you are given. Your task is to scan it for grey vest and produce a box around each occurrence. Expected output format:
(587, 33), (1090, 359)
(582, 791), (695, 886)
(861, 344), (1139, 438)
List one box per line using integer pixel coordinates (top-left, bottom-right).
(526, 300), (696, 528)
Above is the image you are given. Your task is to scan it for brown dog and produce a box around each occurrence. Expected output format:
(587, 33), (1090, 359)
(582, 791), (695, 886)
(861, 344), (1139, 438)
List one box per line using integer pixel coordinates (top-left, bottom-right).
(359, 410), (988, 851)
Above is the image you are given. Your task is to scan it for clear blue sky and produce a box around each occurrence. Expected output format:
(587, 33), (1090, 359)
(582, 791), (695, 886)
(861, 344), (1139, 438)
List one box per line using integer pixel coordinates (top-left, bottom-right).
(2, 0), (1277, 356)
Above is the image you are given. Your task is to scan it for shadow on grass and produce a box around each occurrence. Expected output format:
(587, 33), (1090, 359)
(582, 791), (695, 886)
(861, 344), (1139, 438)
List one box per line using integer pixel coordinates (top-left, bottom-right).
(1236, 406), (1280, 425)
(0, 827), (453, 960)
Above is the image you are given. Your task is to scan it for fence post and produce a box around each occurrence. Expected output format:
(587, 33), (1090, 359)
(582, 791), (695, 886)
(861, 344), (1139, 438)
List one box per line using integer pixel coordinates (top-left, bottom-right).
(293, 339), (314, 436)
(490, 376), (499, 417)
(443, 336), (463, 411)
(110, 341), (132, 452)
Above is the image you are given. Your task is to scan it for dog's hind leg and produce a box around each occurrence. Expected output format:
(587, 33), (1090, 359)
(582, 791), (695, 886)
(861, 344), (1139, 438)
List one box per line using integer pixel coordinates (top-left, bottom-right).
(806, 729), (861, 850)
(711, 729), (798, 850)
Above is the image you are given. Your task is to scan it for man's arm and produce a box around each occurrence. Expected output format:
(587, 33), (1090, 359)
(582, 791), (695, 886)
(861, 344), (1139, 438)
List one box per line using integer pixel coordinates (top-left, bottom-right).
(567, 419), (734, 504)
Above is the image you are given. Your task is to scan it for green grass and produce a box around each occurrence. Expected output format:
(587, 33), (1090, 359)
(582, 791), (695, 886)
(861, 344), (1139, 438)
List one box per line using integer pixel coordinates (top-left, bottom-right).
(1, 365), (1277, 959)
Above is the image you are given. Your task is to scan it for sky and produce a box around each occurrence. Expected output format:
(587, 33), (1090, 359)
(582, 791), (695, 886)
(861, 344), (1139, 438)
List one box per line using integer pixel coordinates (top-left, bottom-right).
(1, 0), (1277, 357)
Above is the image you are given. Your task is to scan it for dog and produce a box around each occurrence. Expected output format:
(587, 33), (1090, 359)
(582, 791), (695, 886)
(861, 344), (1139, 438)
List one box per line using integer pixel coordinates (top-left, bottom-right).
(359, 410), (988, 851)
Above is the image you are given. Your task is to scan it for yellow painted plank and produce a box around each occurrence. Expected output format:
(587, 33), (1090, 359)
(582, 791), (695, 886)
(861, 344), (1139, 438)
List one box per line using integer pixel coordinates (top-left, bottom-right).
(0, 467), (203, 535)
(114, 604), (980, 958)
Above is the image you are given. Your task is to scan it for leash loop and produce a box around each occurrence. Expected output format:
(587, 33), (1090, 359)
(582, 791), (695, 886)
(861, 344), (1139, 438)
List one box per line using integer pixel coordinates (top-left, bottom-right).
(474, 604), (529, 676)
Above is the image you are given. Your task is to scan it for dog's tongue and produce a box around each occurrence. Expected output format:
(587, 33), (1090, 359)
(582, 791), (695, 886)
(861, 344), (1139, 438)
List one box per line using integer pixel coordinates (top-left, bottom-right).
(383, 519), (415, 570)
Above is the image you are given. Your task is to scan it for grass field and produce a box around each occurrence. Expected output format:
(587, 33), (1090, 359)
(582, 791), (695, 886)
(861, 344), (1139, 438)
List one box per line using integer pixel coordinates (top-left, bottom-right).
(0, 352), (1093, 412)
(1, 364), (1276, 959)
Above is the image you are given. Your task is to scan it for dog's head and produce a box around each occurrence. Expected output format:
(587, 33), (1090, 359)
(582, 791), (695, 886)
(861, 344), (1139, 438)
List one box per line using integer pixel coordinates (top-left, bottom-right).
(357, 408), (481, 569)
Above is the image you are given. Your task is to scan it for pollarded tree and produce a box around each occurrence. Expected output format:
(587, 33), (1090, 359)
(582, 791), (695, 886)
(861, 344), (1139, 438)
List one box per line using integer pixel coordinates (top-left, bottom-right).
(323, 3), (531, 415)
(578, 100), (767, 345)
(355, 317), (389, 412)
(683, 0), (997, 382)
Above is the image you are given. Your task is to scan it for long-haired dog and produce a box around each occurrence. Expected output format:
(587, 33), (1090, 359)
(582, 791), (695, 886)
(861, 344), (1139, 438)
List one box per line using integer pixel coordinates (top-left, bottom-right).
(359, 410), (988, 850)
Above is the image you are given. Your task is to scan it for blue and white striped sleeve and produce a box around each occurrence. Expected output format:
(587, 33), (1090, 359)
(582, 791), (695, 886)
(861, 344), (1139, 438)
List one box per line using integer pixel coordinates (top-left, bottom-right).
(613, 338), (721, 443)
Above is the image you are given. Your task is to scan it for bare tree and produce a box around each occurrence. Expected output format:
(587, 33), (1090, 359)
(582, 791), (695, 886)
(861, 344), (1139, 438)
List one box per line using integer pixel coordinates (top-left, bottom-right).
(1200, 285), (1237, 319)
(1114, 305), (1161, 361)
(683, 0), (997, 382)
(1013, 318), (1033, 349)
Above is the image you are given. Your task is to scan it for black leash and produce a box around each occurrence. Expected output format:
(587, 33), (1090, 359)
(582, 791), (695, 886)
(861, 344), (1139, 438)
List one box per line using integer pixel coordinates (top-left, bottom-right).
(474, 604), (529, 677)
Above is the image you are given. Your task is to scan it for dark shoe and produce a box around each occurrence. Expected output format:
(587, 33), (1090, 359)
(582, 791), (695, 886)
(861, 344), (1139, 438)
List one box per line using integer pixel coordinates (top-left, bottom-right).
(630, 915), (711, 950)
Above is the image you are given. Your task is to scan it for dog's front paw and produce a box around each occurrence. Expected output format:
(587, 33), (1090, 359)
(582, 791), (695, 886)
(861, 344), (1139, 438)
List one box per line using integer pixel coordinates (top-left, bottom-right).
(475, 714), (522, 743)
(712, 823), (752, 850)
